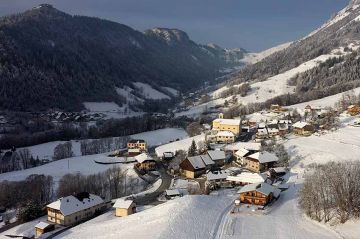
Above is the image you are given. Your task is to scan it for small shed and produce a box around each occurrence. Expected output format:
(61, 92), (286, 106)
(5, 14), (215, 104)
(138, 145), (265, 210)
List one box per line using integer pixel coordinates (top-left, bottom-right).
(165, 189), (182, 199)
(113, 199), (136, 217)
(35, 222), (55, 237)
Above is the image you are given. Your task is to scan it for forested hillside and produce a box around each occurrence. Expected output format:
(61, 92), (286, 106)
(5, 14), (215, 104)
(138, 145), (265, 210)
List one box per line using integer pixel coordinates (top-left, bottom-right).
(0, 4), (245, 111)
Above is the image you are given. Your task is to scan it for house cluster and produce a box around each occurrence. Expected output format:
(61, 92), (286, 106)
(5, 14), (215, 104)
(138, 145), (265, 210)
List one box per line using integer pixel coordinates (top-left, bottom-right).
(42, 111), (106, 122)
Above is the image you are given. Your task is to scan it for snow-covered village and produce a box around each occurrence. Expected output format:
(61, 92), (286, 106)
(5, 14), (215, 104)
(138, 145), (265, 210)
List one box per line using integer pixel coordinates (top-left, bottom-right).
(1, 1), (360, 239)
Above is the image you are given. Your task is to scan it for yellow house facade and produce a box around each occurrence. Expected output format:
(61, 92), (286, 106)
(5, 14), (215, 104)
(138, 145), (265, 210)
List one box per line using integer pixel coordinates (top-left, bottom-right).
(127, 139), (147, 151)
(212, 118), (241, 136)
(113, 199), (136, 217)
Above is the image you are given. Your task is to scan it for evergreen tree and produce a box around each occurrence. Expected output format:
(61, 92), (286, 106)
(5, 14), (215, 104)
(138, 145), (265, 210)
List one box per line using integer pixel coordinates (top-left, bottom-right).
(188, 140), (197, 156)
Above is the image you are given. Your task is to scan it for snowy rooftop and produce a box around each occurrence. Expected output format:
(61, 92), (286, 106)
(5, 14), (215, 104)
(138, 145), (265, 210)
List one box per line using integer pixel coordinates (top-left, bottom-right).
(47, 194), (104, 216)
(238, 182), (280, 197)
(188, 156), (206, 169)
(293, 121), (310, 129)
(213, 118), (241, 126)
(134, 153), (154, 163)
(35, 221), (51, 230)
(247, 152), (279, 163)
(225, 142), (261, 151)
(207, 170), (230, 181)
(166, 189), (181, 196)
(113, 199), (134, 209)
(227, 172), (266, 184)
(235, 148), (250, 157)
(200, 154), (215, 166)
(207, 150), (226, 161)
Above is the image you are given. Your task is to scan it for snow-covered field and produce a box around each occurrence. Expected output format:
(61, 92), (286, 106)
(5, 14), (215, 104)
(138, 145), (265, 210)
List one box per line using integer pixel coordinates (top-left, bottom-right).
(0, 153), (131, 183)
(55, 194), (234, 239)
(130, 128), (188, 147)
(155, 134), (205, 157)
(83, 101), (143, 119)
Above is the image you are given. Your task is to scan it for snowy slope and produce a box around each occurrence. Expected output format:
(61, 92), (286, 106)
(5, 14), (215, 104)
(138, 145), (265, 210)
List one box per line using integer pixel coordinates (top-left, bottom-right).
(83, 101), (142, 119)
(176, 50), (346, 118)
(133, 82), (171, 100)
(241, 42), (292, 64)
(55, 194), (234, 239)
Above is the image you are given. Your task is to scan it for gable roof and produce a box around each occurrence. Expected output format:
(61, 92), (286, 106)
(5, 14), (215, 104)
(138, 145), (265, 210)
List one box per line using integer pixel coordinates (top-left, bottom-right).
(128, 139), (146, 144)
(235, 148), (250, 158)
(187, 156), (206, 169)
(207, 170), (230, 181)
(200, 154), (215, 166)
(35, 222), (52, 230)
(237, 182), (280, 197)
(207, 150), (226, 161)
(293, 121), (310, 129)
(216, 131), (235, 137)
(134, 153), (154, 163)
(113, 199), (135, 209)
(247, 152), (279, 164)
(47, 194), (104, 216)
(225, 142), (261, 151)
(166, 189), (181, 196)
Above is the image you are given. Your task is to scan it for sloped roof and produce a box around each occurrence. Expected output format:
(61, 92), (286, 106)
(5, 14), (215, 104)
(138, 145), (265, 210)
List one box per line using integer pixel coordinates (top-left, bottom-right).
(35, 222), (52, 230)
(113, 199), (135, 209)
(47, 194), (104, 216)
(188, 156), (206, 169)
(293, 121), (309, 129)
(235, 148), (250, 157)
(247, 152), (279, 163)
(225, 142), (261, 151)
(237, 182), (279, 197)
(134, 153), (154, 163)
(227, 172), (266, 184)
(200, 154), (215, 166)
(207, 150), (226, 161)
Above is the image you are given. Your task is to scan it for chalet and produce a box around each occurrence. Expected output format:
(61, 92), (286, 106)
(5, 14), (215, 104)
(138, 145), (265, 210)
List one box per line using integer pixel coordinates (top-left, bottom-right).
(278, 122), (289, 136)
(215, 131), (236, 143)
(207, 150), (227, 166)
(212, 113), (241, 136)
(268, 128), (279, 137)
(134, 153), (156, 171)
(35, 222), (55, 237)
(245, 151), (279, 173)
(347, 105), (360, 116)
(165, 189), (182, 199)
(227, 172), (267, 186)
(127, 139), (147, 156)
(113, 199), (136, 217)
(293, 121), (314, 136)
(238, 182), (281, 206)
(234, 148), (252, 165)
(180, 155), (214, 178)
(46, 192), (106, 226)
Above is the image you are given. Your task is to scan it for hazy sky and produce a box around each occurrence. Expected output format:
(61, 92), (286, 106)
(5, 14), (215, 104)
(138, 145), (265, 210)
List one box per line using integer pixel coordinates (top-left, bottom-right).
(0, 0), (350, 51)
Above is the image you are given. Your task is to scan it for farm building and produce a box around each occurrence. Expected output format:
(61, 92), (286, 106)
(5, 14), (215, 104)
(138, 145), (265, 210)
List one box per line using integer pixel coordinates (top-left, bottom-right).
(134, 153), (156, 171)
(46, 192), (106, 226)
(180, 155), (212, 178)
(245, 152), (279, 173)
(113, 199), (136, 217)
(35, 222), (55, 237)
(127, 139), (147, 156)
(293, 122), (314, 136)
(238, 182), (281, 206)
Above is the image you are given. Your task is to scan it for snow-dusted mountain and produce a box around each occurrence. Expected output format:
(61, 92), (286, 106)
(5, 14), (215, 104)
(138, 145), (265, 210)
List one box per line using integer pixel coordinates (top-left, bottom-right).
(0, 5), (247, 112)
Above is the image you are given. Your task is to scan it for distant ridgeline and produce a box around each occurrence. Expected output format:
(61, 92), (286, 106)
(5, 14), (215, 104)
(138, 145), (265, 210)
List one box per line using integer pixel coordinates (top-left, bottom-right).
(0, 4), (246, 112)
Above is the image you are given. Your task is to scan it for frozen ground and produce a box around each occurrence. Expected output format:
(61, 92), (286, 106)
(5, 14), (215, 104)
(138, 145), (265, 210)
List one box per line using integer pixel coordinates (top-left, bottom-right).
(0, 216), (47, 238)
